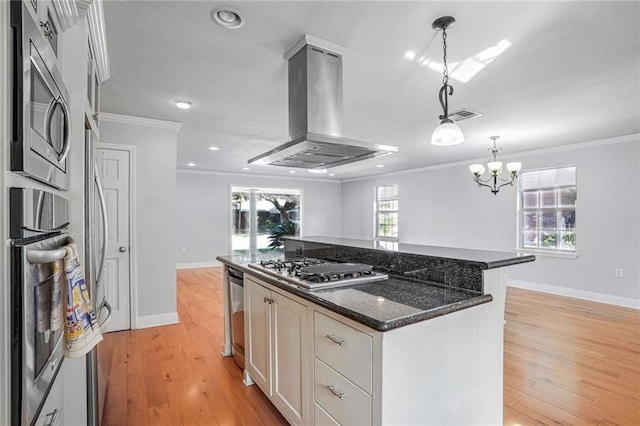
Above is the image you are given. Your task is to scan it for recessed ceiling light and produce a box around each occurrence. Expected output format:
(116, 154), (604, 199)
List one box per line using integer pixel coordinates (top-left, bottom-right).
(187, 162), (196, 167)
(208, 146), (220, 151)
(174, 100), (192, 109)
(211, 7), (245, 29)
(329, 173), (335, 177)
(242, 167), (250, 171)
(307, 169), (328, 174)
(376, 164), (385, 168)
(289, 170), (296, 174)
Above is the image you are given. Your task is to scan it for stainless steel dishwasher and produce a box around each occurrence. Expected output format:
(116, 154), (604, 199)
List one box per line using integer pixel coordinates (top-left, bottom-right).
(228, 267), (245, 369)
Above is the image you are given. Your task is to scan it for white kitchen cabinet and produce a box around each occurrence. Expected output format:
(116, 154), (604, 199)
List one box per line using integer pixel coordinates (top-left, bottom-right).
(245, 276), (310, 426)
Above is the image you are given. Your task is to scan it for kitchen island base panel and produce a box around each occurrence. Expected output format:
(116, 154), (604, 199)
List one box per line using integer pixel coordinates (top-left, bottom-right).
(378, 297), (503, 425)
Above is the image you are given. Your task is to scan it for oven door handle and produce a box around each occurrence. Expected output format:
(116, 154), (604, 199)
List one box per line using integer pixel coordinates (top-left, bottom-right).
(22, 221), (70, 234)
(56, 97), (72, 163)
(42, 96), (57, 150)
(27, 246), (67, 264)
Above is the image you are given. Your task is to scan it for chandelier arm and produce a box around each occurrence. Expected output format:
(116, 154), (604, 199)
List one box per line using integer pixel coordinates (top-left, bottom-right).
(473, 173), (497, 184)
(473, 179), (499, 194)
(495, 180), (517, 192)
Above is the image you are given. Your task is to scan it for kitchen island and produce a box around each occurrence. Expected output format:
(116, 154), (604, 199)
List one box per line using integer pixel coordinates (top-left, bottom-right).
(216, 237), (534, 425)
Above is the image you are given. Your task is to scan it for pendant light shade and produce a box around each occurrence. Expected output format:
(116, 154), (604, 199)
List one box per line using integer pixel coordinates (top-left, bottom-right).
(431, 119), (464, 146)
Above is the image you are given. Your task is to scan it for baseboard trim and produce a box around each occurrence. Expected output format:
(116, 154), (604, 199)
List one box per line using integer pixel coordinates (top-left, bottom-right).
(176, 261), (221, 269)
(508, 279), (640, 310)
(135, 312), (179, 329)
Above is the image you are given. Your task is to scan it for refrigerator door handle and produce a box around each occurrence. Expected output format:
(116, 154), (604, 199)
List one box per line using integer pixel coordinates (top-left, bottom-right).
(98, 300), (112, 332)
(94, 161), (108, 287)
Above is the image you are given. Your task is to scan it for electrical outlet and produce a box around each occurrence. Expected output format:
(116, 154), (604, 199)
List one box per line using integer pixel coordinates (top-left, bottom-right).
(615, 268), (624, 278)
(180, 246), (187, 253)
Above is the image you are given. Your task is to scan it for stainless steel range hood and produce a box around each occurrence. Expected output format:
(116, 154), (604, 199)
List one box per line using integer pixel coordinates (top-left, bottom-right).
(248, 35), (398, 170)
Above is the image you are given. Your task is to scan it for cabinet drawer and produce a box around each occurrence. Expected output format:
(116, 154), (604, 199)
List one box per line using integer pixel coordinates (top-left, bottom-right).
(314, 358), (372, 426)
(314, 311), (372, 393)
(315, 402), (340, 426)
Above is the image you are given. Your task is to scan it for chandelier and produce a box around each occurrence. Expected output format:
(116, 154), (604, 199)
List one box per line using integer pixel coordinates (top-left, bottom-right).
(431, 16), (463, 146)
(469, 136), (522, 194)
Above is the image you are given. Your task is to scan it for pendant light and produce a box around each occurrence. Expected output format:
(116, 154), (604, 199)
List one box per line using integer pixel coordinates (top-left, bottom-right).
(431, 16), (464, 146)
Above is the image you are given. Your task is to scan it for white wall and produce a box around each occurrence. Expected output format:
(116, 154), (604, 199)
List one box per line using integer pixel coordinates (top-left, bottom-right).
(99, 114), (181, 321)
(341, 137), (640, 306)
(176, 171), (342, 265)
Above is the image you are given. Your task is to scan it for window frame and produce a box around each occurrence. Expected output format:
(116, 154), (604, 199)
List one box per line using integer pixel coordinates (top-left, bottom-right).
(374, 184), (399, 242)
(516, 166), (577, 259)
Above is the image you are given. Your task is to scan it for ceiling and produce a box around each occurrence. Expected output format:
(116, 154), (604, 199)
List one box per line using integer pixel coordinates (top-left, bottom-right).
(100, 1), (640, 181)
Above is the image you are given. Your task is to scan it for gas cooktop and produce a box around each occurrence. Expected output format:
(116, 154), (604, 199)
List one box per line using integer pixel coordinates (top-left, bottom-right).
(248, 258), (388, 290)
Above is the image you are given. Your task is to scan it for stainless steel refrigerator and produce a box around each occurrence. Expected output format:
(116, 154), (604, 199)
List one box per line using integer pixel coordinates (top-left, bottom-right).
(85, 129), (112, 426)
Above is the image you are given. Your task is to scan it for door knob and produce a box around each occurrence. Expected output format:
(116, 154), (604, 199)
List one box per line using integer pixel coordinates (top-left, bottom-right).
(119, 246), (127, 253)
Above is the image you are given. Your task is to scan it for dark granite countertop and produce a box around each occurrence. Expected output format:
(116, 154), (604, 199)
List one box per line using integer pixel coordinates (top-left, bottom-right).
(283, 236), (535, 269)
(216, 253), (492, 331)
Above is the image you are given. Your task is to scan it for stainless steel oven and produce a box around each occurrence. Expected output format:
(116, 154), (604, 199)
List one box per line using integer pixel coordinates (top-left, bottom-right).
(11, 2), (71, 190)
(10, 188), (69, 425)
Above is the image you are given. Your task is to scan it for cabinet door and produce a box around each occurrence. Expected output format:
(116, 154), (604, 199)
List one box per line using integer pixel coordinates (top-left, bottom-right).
(271, 291), (308, 425)
(245, 279), (272, 395)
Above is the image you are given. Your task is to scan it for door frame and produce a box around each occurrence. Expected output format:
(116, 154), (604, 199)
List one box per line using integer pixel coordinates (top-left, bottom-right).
(95, 142), (138, 329)
(228, 184), (304, 254)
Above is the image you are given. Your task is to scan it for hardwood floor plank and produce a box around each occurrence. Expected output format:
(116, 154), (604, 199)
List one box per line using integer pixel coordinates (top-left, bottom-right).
(103, 268), (639, 425)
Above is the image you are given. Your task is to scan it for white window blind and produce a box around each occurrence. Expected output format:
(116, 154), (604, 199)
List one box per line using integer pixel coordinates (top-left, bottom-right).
(375, 184), (398, 240)
(518, 166), (576, 253)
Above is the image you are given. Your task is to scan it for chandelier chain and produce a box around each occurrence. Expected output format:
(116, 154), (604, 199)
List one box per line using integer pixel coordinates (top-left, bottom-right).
(442, 28), (449, 86)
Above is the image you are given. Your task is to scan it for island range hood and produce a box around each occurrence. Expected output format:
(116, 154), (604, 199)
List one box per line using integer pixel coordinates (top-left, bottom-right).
(248, 35), (398, 170)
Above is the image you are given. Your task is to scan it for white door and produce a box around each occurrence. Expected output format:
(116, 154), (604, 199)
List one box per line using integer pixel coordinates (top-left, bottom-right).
(95, 147), (131, 332)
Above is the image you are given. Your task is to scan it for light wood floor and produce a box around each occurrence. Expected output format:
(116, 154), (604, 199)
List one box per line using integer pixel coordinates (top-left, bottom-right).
(102, 268), (639, 425)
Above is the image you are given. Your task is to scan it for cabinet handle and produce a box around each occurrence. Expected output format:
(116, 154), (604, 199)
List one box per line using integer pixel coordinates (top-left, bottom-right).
(44, 408), (59, 426)
(325, 334), (345, 346)
(263, 297), (274, 304)
(263, 297), (268, 303)
(326, 385), (345, 400)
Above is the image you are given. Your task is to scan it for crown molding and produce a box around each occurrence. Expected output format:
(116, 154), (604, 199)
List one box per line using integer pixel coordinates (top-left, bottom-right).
(84, 0), (110, 82)
(75, 0), (92, 12)
(100, 112), (183, 131)
(50, 0), (80, 31)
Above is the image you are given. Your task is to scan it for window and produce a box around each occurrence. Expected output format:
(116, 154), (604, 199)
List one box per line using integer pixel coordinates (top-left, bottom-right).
(517, 166), (576, 254)
(375, 184), (398, 240)
(231, 187), (301, 254)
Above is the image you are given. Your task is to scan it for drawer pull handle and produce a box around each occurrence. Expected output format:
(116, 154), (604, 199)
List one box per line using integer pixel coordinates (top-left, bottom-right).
(44, 408), (59, 426)
(325, 334), (345, 346)
(327, 385), (345, 400)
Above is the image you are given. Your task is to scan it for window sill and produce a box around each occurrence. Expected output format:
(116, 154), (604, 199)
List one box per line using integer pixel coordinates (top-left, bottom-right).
(517, 248), (577, 259)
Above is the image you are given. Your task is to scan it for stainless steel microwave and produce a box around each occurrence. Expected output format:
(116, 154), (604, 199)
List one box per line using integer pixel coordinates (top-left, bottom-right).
(11, 2), (71, 190)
